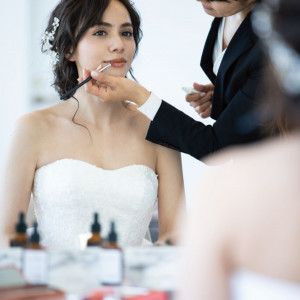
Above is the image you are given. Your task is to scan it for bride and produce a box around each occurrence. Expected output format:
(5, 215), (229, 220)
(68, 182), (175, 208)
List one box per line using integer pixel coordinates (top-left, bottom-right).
(0, 0), (184, 249)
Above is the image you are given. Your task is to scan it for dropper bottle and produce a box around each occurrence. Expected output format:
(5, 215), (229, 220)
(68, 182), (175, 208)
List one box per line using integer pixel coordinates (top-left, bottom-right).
(22, 222), (48, 285)
(100, 221), (123, 286)
(10, 212), (28, 247)
(87, 213), (103, 247)
(102, 221), (121, 250)
(28, 222), (43, 249)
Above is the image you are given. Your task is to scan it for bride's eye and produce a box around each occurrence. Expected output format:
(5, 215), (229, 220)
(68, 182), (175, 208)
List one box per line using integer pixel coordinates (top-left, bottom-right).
(122, 31), (133, 38)
(94, 30), (106, 36)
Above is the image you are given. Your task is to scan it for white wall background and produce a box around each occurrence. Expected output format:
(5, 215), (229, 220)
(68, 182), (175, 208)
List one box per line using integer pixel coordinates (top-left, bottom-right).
(0, 0), (215, 207)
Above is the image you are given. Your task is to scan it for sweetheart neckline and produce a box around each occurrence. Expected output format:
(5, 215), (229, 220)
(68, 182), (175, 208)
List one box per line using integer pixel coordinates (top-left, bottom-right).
(36, 158), (157, 177)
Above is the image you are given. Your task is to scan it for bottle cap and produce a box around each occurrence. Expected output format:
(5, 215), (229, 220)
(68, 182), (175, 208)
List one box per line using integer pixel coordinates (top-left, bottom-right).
(30, 222), (40, 244)
(91, 213), (101, 233)
(108, 221), (117, 242)
(16, 212), (27, 233)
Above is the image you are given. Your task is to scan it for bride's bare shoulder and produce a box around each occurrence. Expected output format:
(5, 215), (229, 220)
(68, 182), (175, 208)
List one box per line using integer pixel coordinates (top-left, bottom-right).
(13, 102), (71, 136)
(21, 101), (74, 123)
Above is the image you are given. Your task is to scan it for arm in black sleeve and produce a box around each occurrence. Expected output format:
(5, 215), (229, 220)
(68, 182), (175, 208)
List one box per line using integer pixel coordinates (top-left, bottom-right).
(146, 61), (264, 160)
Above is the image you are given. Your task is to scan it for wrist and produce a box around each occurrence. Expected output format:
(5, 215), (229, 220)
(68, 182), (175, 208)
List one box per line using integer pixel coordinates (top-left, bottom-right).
(132, 86), (151, 107)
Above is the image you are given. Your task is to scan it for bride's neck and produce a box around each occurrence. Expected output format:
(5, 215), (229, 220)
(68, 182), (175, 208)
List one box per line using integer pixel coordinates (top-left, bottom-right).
(71, 89), (127, 127)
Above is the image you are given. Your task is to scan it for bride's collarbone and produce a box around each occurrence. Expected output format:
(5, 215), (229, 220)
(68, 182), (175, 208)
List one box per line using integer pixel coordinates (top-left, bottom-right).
(37, 139), (156, 172)
(35, 115), (155, 170)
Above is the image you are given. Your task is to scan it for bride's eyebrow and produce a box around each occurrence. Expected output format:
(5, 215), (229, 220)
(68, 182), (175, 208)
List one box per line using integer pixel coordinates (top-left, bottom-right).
(96, 22), (133, 28)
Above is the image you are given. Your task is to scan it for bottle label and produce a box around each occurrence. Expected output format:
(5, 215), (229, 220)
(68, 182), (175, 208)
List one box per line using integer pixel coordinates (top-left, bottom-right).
(22, 249), (48, 284)
(100, 249), (122, 285)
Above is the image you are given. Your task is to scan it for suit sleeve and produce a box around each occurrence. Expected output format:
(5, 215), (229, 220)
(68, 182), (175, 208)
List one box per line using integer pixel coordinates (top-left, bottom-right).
(146, 60), (264, 160)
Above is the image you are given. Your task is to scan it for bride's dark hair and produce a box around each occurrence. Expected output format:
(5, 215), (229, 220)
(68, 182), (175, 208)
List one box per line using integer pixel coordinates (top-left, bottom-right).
(42, 0), (142, 100)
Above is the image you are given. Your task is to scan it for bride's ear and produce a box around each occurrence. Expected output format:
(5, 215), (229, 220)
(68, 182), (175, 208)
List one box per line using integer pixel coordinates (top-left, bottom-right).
(65, 48), (75, 62)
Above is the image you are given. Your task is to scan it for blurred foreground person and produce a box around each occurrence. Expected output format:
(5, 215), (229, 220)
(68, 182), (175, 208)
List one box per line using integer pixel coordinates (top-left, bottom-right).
(177, 0), (300, 299)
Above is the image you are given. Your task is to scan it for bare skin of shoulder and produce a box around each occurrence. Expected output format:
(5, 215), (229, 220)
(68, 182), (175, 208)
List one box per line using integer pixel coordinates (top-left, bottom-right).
(177, 136), (300, 300)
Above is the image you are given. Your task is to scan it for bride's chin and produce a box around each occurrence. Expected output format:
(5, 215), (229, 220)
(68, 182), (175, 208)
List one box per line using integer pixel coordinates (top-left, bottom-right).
(107, 69), (129, 78)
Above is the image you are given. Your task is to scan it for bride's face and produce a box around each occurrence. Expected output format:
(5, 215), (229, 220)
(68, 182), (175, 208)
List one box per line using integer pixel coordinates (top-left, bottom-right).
(71, 0), (136, 78)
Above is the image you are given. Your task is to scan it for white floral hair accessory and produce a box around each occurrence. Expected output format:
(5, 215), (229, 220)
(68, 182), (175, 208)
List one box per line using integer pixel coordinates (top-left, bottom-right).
(41, 17), (60, 67)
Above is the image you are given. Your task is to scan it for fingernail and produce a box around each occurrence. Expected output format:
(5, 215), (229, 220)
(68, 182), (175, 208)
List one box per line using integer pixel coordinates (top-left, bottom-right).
(91, 71), (99, 78)
(200, 92), (206, 97)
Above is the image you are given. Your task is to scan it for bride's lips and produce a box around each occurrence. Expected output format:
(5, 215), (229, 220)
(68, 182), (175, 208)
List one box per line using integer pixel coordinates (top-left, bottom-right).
(105, 58), (127, 68)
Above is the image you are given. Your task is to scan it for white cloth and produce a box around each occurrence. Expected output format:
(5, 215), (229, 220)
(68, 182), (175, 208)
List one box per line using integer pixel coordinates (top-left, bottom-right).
(231, 270), (300, 300)
(138, 92), (162, 121)
(32, 159), (158, 249)
(213, 17), (227, 76)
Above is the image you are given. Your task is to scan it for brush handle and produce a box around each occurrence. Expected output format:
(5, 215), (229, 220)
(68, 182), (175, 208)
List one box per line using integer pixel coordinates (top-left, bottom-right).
(60, 76), (92, 100)
(60, 63), (111, 100)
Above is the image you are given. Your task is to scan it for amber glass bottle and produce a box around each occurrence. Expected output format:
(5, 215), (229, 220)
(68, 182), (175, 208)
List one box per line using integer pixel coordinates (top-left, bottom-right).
(10, 212), (28, 247)
(102, 221), (121, 250)
(87, 213), (103, 247)
(27, 222), (43, 249)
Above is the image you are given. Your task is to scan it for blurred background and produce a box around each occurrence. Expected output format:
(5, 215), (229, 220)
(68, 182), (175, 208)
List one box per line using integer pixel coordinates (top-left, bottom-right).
(0, 0), (214, 209)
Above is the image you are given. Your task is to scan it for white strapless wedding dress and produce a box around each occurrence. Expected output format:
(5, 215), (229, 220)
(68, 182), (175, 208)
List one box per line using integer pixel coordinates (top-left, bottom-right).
(32, 159), (158, 249)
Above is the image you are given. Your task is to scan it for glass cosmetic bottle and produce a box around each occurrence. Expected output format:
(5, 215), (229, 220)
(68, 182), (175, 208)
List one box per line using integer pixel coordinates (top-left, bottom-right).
(102, 221), (121, 250)
(10, 212), (28, 247)
(87, 213), (103, 247)
(27, 222), (43, 249)
(22, 222), (48, 284)
(100, 221), (123, 286)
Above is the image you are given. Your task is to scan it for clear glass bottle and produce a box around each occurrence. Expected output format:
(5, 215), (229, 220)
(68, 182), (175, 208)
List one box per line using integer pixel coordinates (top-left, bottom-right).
(100, 221), (123, 286)
(22, 222), (48, 285)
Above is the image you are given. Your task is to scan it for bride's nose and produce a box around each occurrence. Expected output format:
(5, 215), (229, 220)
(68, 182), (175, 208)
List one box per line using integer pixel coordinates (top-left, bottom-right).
(108, 34), (124, 52)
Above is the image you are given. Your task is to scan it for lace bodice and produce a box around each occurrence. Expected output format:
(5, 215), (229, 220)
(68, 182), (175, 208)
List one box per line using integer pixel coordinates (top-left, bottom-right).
(32, 159), (158, 249)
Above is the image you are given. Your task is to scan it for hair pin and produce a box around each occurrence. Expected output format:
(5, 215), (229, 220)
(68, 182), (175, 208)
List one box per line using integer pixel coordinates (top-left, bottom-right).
(41, 17), (60, 67)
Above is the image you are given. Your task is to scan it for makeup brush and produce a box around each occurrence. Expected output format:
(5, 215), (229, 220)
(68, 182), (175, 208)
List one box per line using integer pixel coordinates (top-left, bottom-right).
(60, 63), (111, 100)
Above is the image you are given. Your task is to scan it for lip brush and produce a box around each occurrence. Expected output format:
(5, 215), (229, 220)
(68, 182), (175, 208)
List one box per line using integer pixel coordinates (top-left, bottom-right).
(60, 63), (111, 100)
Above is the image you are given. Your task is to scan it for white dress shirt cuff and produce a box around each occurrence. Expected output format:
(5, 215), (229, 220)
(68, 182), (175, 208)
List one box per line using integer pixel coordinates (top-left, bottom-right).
(138, 92), (162, 121)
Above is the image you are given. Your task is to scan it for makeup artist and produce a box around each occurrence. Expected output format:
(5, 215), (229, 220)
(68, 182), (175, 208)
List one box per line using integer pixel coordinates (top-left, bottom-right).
(83, 0), (265, 160)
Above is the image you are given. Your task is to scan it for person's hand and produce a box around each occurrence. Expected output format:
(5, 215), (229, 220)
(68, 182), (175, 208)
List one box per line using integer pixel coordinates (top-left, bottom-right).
(79, 66), (151, 107)
(186, 83), (214, 118)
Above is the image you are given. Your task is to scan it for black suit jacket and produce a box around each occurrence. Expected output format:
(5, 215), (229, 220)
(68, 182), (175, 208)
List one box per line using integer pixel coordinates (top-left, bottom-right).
(146, 13), (265, 160)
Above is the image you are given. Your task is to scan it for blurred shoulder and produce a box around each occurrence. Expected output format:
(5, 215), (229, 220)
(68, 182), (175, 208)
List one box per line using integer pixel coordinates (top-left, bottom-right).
(200, 135), (300, 210)
(204, 135), (300, 175)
